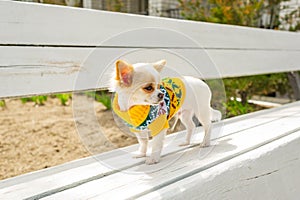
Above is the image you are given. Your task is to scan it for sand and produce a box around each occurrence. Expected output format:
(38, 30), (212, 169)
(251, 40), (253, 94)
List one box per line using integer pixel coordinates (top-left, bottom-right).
(0, 95), (140, 180)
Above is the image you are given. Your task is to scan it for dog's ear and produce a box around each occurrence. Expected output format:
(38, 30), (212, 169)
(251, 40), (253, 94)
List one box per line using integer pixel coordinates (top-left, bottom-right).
(153, 60), (166, 72)
(115, 60), (134, 87)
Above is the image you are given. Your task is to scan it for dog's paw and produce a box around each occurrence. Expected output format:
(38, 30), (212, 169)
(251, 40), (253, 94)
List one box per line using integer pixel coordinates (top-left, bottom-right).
(200, 142), (210, 148)
(145, 157), (159, 165)
(132, 153), (146, 158)
(179, 141), (190, 146)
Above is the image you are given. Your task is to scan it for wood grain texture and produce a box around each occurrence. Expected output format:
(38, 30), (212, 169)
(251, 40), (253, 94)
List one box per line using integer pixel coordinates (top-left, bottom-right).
(41, 103), (300, 199)
(1, 102), (299, 199)
(1, 1), (299, 49)
(1, 47), (300, 99)
(1, 1), (300, 98)
(139, 131), (300, 200)
(1, 2), (300, 199)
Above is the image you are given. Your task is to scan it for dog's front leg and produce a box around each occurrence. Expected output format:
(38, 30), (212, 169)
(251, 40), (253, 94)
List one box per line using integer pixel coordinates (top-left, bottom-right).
(133, 131), (148, 158)
(145, 129), (167, 165)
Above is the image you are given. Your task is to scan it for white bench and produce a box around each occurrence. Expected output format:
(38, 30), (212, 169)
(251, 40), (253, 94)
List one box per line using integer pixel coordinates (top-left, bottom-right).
(1, 1), (300, 199)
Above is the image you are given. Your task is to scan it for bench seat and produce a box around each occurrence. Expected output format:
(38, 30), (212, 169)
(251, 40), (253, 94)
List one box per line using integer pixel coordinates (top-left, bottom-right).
(1, 101), (300, 199)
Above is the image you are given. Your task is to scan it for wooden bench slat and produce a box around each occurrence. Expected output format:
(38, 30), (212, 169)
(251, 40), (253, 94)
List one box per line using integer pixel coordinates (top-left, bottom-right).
(1, 46), (300, 99)
(43, 108), (300, 199)
(1, 1), (300, 99)
(0, 102), (299, 199)
(1, 1), (300, 199)
(138, 130), (300, 200)
(1, 1), (300, 50)
(1, 102), (294, 199)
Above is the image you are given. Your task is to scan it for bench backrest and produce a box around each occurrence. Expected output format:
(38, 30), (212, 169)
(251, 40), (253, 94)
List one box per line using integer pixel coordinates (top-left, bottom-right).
(1, 1), (300, 99)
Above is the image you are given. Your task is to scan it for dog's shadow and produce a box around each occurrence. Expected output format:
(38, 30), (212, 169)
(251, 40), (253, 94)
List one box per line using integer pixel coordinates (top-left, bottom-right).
(212, 138), (237, 154)
(132, 137), (237, 175)
(189, 138), (237, 160)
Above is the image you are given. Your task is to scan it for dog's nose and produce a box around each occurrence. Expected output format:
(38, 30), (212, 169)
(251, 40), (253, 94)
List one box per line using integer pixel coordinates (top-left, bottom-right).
(158, 93), (164, 100)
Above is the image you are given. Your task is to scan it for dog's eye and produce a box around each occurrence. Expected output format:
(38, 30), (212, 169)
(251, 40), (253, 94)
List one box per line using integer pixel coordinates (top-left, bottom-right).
(143, 85), (154, 92)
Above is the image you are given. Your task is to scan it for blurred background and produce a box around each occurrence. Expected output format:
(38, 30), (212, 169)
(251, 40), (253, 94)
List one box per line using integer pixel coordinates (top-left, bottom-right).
(15, 0), (300, 31)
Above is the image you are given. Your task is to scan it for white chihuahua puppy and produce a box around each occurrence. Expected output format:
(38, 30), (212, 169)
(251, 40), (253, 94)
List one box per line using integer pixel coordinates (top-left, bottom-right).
(111, 60), (221, 165)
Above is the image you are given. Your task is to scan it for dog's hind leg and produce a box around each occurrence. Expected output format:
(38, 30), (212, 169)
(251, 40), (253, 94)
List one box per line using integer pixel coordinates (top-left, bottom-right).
(170, 113), (179, 132)
(201, 122), (212, 147)
(195, 106), (212, 147)
(179, 109), (195, 146)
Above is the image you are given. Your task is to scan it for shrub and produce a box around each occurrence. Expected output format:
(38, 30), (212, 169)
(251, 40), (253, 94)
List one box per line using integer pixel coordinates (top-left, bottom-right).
(86, 91), (112, 110)
(96, 91), (112, 110)
(224, 99), (255, 118)
(21, 95), (48, 106)
(0, 100), (6, 108)
(55, 93), (72, 106)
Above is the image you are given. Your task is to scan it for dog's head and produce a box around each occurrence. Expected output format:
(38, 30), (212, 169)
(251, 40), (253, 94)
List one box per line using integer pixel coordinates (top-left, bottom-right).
(111, 60), (166, 111)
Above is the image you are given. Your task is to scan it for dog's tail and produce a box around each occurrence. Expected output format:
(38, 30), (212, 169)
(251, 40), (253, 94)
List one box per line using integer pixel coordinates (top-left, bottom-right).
(211, 108), (222, 122)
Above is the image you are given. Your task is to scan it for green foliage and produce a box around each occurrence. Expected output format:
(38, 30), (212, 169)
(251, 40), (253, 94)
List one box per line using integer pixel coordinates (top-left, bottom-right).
(17, 92), (112, 108)
(21, 95), (48, 106)
(224, 99), (255, 118)
(280, 3), (300, 31)
(0, 100), (6, 108)
(105, 0), (124, 12)
(20, 93), (72, 106)
(86, 91), (112, 110)
(55, 93), (72, 106)
(224, 73), (291, 105)
(178, 0), (293, 118)
(96, 91), (112, 110)
(178, 0), (264, 27)
(36, 0), (66, 6)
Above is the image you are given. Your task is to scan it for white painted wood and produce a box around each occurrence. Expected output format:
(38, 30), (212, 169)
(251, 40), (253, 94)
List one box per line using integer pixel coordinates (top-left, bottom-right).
(1, 1), (299, 49)
(0, 1), (300, 98)
(33, 103), (300, 199)
(139, 130), (300, 200)
(1, 102), (299, 199)
(0, 103), (292, 199)
(1, 47), (300, 98)
(1, 1), (300, 199)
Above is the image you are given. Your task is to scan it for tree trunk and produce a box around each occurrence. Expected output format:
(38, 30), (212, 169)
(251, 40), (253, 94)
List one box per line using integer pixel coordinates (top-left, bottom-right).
(239, 91), (248, 105)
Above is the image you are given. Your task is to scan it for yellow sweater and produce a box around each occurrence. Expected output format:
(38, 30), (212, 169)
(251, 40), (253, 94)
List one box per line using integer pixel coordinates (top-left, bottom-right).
(113, 77), (185, 136)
